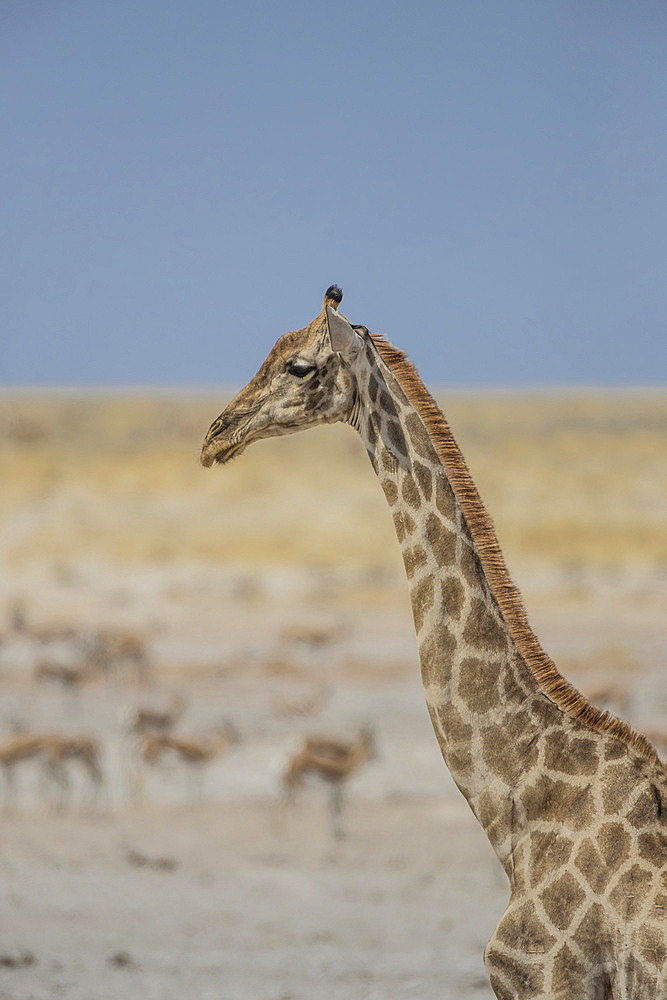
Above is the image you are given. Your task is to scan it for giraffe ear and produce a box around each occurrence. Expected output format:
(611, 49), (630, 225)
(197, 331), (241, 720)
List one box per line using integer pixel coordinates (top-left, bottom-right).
(326, 305), (358, 354)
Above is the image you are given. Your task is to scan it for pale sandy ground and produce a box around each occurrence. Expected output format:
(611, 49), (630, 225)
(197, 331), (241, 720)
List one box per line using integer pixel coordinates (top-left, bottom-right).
(0, 390), (665, 1000)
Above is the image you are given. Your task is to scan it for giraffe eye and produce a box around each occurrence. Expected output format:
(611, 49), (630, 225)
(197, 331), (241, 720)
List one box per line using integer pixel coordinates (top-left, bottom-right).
(287, 362), (316, 378)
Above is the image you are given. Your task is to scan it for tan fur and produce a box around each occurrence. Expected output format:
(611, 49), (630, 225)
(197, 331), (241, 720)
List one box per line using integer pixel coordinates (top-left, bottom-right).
(140, 723), (237, 765)
(284, 727), (375, 788)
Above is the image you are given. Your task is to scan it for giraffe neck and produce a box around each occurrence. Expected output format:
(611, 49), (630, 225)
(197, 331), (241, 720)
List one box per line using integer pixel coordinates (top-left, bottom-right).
(351, 337), (546, 868)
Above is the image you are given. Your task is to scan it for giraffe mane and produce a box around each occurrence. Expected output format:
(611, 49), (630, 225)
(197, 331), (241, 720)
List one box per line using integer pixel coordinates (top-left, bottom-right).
(369, 331), (663, 769)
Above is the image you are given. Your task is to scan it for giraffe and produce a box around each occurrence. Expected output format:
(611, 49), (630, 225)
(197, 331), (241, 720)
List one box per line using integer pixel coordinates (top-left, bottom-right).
(200, 287), (667, 999)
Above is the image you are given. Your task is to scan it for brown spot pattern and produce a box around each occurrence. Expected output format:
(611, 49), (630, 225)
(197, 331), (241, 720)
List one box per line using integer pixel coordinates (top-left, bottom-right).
(603, 739), (626, 761)
(434, 475), (456, 519)
(495, 901), (556, 954)
(487, 973), (513, 1000)
(393, 511), (407, 543)
(403, 545), (428, 580)
(405, 412), (439, 462)
(572, 902), (610, 961)
(551, 944), (587, 995)
(502, 662), (531, 705)
(435, 703), (472, 745)
(626, 786), (661, 829)
(458, 658), (501, 714)
(403, 512), (416, 536)
(387, 420), (408, 459)
(410, 461), (431, 501)
(380, 447), (396, 472)
(419, 622), (457, 687)
(638, 830), (666, 868)
(482, 717), (539, 785)
(460, 541), (483, 588)
(427, 705), (475, 777)
(574, 824), (631, 894)
(544, 731), (600, 776)
(463, 597), (506, 652)
(540, 872), (586, 930)
(410, 577), (434, 633)
(599, 821), (633, 869)
(447, 741), (474, 778)
(609, 864), (655, 920)
(602, 763), (637, 815)
(393, 510), (417, 543)
(401, 476), (422, 511)
(476, 787), (503, 832)
(440, 576), (464, 620)
(529, 831), (575, 889)
(425, 513), (457, 567)
(521, 775), (595, 831)
(528, 695), (562, 730)
(486, 948), (545, 1000)
(381, 367), (410, 405)
(379, 389), (393, 414)
(381, 479), (398, 505)
(636, 925), (667, 971)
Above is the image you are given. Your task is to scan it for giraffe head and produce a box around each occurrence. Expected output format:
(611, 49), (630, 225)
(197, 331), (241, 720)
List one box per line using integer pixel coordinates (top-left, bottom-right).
(201, 286), (363, 466)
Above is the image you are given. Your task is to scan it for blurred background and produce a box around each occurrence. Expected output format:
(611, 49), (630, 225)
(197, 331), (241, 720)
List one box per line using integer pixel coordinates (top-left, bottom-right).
(1, 3), (666, 999)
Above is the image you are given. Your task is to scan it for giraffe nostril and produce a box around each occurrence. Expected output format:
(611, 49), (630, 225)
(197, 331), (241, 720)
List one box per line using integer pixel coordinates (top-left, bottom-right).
(204, 416), (226, 444)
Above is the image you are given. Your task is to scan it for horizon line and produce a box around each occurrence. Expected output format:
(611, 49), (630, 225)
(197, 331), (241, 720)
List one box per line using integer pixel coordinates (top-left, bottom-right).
(0, 383), (665, 397)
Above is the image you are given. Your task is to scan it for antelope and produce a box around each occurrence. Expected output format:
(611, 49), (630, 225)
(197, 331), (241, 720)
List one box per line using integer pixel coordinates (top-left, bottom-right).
(0, 733), (45, 807)
(0, 732), (103, 811)
(130, 692), (185, 734)
(84, 627), (149, 684)
(34, 660), (93, 689)
(280, 623), (342, 648)
(138, 723), (239, 802)
(271, 686), (327, 718)
(44, 734), (103, 810)
(283, 726), (376, 839)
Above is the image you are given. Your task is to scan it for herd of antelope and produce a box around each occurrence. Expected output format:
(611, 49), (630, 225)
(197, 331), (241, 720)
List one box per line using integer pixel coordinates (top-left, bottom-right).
(0, 610), (385, 837)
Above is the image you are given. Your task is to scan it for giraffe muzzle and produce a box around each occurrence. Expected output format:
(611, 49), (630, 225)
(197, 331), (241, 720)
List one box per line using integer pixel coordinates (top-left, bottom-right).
(200, 432), (242, 467)
(201, 404), (261, 467)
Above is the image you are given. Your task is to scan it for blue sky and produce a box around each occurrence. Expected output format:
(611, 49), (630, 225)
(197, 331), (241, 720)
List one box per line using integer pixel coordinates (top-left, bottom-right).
(2, 0), (666, 386)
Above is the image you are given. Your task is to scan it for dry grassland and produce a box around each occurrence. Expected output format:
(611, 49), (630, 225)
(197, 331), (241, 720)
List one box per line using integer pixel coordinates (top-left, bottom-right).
(2, 389), (665, 574)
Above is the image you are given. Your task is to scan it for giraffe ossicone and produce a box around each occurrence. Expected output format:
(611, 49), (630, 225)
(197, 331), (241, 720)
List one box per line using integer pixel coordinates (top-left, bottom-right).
(201, 287), (666, 1000)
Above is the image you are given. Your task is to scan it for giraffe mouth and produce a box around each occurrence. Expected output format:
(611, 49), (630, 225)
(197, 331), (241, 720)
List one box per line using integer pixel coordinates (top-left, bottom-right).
(200, 436), (245, 467)
(200, 409), (242, 467)
(201, 401), (264, 468)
